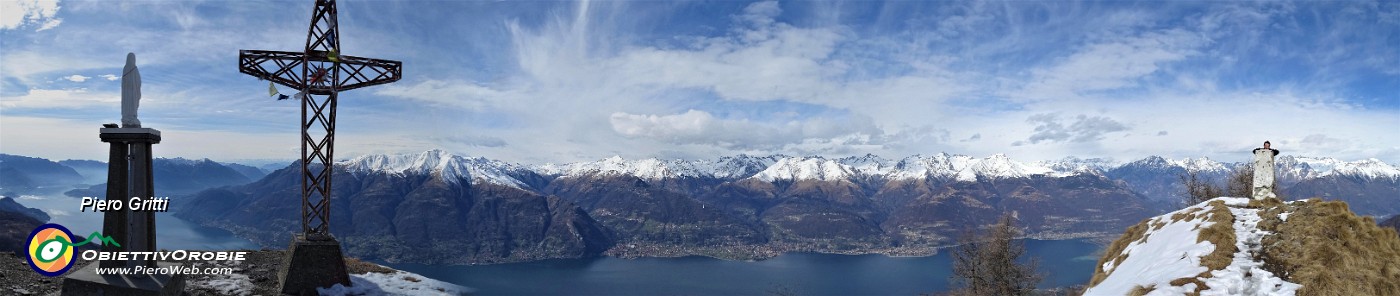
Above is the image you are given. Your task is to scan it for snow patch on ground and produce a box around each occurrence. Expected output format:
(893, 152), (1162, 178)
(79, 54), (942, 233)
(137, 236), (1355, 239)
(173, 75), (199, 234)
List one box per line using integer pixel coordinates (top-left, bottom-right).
(1201, 206), (1301, 295)
(319, 270), (474, 296)
(1217, 197), (1251, 207)
(1086, 197), (1304, 295)
(185, 260), (253, 296)
(1084, 201), (1220, 295)
(188, 273), (253, 296)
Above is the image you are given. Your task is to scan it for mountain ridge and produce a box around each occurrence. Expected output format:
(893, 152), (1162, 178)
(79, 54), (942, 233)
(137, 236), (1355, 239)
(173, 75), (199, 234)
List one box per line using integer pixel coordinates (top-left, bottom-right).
(337, 150), (1400, 187)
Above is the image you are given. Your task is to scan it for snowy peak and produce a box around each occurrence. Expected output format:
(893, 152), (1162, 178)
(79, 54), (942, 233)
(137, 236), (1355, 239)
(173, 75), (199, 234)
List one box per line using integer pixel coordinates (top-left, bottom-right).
(1333, 158), (1400, 179)
(1276, 156), (1400, 180)
(537, 154), (782, 180)
(751, 157), (856, 182)
(706, 154), (782, 179)
(1118, 156), (1228, 173)
(885, 153), (1070, 182)
(1035, 156), (1114, 175)
(1168, 157), (1230, 173)
(336, 151), (1396, 189)
(837, 154), (895, 176)
(340, 149), (529, 189)
(965, 153), (1059, 179)
(536, 156), (702, 180)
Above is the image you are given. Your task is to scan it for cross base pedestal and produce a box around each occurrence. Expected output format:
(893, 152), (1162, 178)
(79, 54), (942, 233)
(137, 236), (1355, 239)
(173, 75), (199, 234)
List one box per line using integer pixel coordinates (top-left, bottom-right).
(277, 233), (351, 295)
(60, 261), (187, 296)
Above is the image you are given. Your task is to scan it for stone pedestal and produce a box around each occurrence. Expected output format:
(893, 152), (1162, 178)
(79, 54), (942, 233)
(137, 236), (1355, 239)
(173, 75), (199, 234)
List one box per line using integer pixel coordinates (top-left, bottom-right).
(60, 261), (187, 296)
(277, 233), (352, 295)
(62, 127), (177, 296)
(97, 127), (161, 269)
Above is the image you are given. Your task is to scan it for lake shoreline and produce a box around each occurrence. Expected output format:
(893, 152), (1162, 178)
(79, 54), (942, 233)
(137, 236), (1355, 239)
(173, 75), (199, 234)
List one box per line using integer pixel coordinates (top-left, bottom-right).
(363, 233), (1121, 266)
(377, 239), (1107, 295)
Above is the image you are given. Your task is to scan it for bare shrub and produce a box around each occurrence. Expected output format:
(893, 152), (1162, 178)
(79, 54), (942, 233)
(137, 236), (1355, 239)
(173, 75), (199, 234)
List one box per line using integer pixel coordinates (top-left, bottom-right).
(1179, 170), (1222, 206)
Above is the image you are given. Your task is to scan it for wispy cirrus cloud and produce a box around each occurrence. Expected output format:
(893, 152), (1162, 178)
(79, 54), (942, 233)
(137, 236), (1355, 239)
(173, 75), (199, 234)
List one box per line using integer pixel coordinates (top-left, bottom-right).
(0, 0), (1395, 165)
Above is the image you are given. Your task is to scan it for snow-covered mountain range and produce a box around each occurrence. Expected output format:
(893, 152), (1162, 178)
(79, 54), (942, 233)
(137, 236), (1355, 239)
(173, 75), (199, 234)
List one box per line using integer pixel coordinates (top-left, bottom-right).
(172, 149), (1400, 265)
(341, 149), (534, 189)
(334, 150), (1400, 187)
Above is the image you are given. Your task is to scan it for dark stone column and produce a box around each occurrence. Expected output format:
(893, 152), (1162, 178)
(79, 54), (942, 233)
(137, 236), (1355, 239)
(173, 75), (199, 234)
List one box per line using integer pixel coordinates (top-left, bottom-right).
(129, 141), (156, 268)
(99, 139), (130, 270)
(97, 129), (160, 269)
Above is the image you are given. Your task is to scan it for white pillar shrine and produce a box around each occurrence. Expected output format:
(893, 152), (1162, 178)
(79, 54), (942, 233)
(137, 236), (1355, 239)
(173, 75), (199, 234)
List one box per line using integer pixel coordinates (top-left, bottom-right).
(1251, 141), (1280, 200)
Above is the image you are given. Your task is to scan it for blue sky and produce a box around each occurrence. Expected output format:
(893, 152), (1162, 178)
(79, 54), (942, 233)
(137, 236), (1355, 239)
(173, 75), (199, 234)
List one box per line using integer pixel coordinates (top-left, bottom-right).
(2, 0), (1397, 165)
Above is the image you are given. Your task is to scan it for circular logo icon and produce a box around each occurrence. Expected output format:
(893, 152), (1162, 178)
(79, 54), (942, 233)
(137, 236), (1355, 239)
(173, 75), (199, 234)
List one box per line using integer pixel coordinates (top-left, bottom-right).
(27, 224), (76, 277)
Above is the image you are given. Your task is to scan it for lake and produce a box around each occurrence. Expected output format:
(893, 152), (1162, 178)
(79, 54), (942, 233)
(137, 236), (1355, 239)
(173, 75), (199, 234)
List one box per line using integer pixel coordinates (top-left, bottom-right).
(383, 239), (1105, 296)
(14, 192), (1105, 295)
(12, 192), (258, 251)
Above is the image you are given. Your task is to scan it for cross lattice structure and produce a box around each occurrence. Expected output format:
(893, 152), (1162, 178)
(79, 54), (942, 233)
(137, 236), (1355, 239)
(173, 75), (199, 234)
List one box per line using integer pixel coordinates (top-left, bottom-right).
(238, 0), (401, 236)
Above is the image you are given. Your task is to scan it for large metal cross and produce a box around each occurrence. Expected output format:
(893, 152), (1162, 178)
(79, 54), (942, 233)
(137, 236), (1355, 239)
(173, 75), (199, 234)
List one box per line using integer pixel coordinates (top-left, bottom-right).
(238, 0), (401, 236)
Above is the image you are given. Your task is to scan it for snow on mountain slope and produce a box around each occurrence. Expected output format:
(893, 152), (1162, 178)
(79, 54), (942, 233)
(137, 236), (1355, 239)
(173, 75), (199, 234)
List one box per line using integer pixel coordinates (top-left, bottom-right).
(341, 149), (529, 189)
(1276, 156), (1400, 180)
(1035, 156), (1115, 175)
(1168, 157), (1231, 173)
(1085, 197), (1301, 295)
(1116, 156), (1229, 174)
(535, 154), (781, 180)
(337, 150), (1398, 188)
(537, 153), (1101, 182)
(837, 154), (896, 176)
(884, 153), (1071, 182)
(535, 156), (701, 179)
(703, 154), (783, 179)
(751, 156), (856, 182)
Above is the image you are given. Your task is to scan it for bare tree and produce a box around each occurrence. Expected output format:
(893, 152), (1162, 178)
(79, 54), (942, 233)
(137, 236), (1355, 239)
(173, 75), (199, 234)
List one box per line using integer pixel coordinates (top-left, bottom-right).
(1179, 170), (1222, 206)
(1225, 165), (1254, 198)
(948, 214), (1042, 296)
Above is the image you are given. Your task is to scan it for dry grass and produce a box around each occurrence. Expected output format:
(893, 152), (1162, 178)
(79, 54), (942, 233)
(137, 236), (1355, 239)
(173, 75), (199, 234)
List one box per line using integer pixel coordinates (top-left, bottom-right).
(1087, 197), (1400, 296)
(1167, 277), (1205, 296)
(1087, 200), (1238, 293)
(1257, 199), (1400, 296)
(1087, 216), (1151, 287)
(1127, 284), (1155, 296)
(1087, 201), (1236, 290)
(345, 257), (396, 274)
(1195, 200), (1237, 271)
(1247, 197), (1283, 209)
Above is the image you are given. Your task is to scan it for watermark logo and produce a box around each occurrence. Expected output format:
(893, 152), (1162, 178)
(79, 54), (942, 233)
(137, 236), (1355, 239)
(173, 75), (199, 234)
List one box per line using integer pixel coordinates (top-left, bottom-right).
(26, 224), (120, 277)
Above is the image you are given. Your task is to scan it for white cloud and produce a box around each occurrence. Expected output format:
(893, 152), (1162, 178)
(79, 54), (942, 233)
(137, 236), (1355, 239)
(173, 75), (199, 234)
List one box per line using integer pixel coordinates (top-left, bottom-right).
(1016, 29), (1204, 100)
(1014, 114), (1132, 146)
(0, 0), (62, 31)
(608, 109), (877, 150)
(2, 1), (1395, 165)
(100, 74), (118, 81)
(63, 74), (89, 82)
(0, 88), (115, 109)
(0, 51), (105, 85)
(374, 79), (511, 111)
